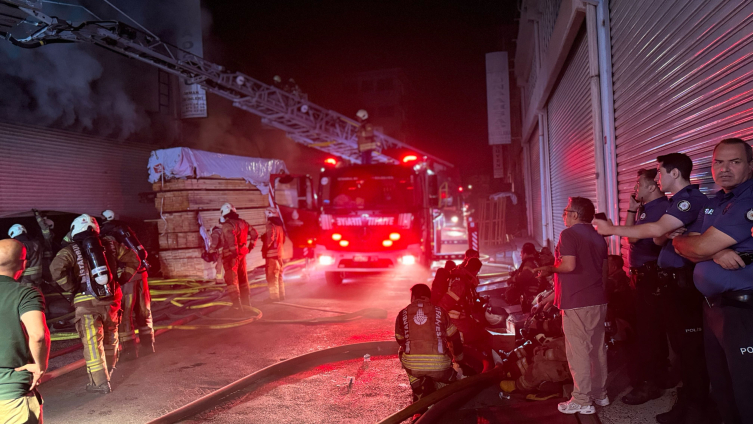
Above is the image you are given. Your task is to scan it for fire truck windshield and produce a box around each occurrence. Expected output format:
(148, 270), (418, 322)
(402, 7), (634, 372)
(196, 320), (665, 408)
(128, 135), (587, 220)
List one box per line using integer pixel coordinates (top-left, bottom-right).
(321, 167), (415, 212)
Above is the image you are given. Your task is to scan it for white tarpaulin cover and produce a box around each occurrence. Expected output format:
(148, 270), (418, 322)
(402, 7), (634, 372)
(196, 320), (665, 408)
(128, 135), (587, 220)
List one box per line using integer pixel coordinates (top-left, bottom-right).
(148, 147), (288, 194)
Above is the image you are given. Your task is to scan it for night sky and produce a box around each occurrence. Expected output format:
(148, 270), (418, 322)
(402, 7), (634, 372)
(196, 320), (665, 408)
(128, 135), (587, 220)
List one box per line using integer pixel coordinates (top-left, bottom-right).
(202, 0), (519, 175)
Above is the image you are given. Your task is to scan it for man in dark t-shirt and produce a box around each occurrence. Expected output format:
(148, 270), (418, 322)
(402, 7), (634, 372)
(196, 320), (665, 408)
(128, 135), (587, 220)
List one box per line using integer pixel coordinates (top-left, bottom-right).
(0, 239), (50, 423)
(536, 197), (608, 415)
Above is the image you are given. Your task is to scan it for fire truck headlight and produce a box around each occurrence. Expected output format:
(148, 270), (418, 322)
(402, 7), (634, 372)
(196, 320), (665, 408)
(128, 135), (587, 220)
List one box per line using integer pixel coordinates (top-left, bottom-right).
(382, 240), (393, 247)
(389, 232), (401, 241)
(401, 255), (416, 265)
(339, 240), (349, 247)
(319, 255), (335, 266)
(451, 216), (459, 223)
(331, 233), (342, 241)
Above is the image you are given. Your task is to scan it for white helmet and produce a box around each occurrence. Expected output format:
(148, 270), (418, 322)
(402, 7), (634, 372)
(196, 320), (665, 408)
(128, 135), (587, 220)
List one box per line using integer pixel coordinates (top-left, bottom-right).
(220, 203), (236, 217)
(485, 305), (508, 327)
(102, 210), (115, 221)
(356, 109), (369, 121)
(8, 224), (26, 239)
(70, 214), (100, 237)
(273, 75), (282, 83)
(264, 207), (279, 218)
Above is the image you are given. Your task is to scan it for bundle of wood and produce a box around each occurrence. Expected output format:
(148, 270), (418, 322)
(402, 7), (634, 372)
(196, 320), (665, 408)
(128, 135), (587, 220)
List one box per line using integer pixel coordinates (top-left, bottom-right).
(153, 177), (269, 279)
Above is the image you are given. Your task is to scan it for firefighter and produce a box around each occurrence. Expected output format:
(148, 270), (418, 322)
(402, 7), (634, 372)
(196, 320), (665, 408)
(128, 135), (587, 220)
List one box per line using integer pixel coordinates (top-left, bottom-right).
(437, 257), (489, 374)
(356, 109), (375, 164)
(7, 224), (44, 288)
(395, 284), (463, 421)
(50, 214), (139, 393)
(32, 209), (58, 282)
(218, 203), (258, 310)
(100, 210), (154, 359)
(430, 260), (456, 305)
(261, 207), (286, 302)
(207, 222), (224, 283)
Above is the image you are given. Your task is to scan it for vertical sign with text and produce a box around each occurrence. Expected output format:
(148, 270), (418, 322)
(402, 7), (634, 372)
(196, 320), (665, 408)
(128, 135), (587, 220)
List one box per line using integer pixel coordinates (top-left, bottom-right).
(486, 52), (512, 146)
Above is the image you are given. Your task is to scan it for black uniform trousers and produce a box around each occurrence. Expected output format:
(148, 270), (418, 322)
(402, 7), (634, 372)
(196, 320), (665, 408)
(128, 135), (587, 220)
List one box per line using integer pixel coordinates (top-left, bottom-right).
(632, 270), (670, 385)
(704, 298), (753, 424)
(657, 270), (709, 403)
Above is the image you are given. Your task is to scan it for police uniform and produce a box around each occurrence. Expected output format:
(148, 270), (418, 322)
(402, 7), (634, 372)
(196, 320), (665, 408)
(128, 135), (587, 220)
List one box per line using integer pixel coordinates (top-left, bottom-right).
(262, 217), (285, 301)
(13, 233), (44, 288)
(100, 220), (155, 356)
(656, 184), (710, 406)
(628, 196), (671, 389)
(219, 213), (258, 307)
(395, 297), (462, 403)
(50, 234), (138, 390)
(692, 178), (753, 424)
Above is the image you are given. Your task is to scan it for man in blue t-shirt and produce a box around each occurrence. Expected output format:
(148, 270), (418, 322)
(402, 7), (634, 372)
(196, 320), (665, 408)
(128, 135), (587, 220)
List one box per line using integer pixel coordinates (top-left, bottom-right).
(621, 168), (671, 405)
(673, 139), (753, 424)
(535, 197), (608, 416)
(594, 153), (710, 424)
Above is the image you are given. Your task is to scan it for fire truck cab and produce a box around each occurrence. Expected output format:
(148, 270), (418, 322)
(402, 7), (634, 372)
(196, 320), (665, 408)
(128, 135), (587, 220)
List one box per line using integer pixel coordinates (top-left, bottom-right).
(271, 157), (469, 285)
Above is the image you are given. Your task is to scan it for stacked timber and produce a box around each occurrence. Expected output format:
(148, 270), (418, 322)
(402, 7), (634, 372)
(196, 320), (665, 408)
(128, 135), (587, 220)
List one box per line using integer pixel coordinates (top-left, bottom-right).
(153, 178), (269, 279)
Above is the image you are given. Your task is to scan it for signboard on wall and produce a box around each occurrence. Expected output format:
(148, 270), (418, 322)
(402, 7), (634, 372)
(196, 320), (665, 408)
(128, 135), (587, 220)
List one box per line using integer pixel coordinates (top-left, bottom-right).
(178, 0), (207, 119)
(485, 51), (512, 145)
(493, 145), (505, 179)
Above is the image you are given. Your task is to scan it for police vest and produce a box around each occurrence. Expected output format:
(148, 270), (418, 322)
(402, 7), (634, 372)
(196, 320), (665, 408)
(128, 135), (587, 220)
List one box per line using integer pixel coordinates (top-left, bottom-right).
(399, 301), (452, 371)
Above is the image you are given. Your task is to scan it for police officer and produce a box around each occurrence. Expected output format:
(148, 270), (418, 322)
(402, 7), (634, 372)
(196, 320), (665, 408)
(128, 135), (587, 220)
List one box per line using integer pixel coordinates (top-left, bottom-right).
(437, 257), (488, 374)
(50, 214), (139, 393)
(7, 224), (44, 288)
(262, 207), (285, 302)
(218, 203), (258, 310)
(594, 153), (710, 424)
(673, 138), (753, 424)
(100, 210), (154, 359)
(395, 284), (462, 421)
(621, 168), (671, 405)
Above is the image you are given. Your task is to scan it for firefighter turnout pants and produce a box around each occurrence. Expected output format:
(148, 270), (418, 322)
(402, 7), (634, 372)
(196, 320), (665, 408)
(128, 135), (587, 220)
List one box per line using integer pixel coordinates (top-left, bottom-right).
(266, 258), (285, 301)
(73, 294), (122, 387)
(119, 271), (154, 349)
(223, 255), (249, 304)
(517, 338), (570, 392)
(401, 353), (456, 404)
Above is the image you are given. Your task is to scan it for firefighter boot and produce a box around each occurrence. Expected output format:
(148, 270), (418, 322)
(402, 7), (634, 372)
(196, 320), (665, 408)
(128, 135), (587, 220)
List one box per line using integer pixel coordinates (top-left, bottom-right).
(119, 340), (139, 362)
(239, 286), (251, 307)
(139, 333), (155, 356)
(86, 381), (112, 394)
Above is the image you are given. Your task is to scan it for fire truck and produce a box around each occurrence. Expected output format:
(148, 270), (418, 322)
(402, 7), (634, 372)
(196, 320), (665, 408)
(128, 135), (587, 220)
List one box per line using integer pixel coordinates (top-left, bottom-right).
(270, 155), (472, 285)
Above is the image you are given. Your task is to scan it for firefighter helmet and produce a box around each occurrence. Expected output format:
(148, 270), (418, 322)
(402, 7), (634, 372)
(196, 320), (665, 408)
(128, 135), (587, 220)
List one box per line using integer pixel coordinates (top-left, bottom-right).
(220, 203), (236, 217)
(264, 207), (279, 218)
(485, 304), (508, 327)
(8, 224), (26, 238)
(356, 109), (369, 121)
(102, 209), (115, 221)
(70, 214), (100, 237)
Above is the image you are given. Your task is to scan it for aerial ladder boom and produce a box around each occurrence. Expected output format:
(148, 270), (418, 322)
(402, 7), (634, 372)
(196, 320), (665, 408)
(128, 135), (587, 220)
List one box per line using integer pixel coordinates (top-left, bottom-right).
(0, 0), (451, 167)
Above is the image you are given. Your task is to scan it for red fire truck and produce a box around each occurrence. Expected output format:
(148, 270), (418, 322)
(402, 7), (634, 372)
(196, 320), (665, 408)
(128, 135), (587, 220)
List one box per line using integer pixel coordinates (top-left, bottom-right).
(271, 156), (473, 285)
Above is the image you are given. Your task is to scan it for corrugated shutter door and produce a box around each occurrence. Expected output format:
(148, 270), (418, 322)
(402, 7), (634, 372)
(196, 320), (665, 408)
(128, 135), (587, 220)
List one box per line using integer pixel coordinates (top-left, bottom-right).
(547, 28), (595, 243)
(610, 0), (753, 258)
(529, 127), (544, 247)
(0, 123), (156, 219)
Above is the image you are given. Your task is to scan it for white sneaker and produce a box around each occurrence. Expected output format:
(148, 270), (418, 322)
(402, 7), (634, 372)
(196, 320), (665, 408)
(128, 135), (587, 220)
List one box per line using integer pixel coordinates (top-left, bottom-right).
(558, 399), (595, 415)
(594, 397), (610, 407)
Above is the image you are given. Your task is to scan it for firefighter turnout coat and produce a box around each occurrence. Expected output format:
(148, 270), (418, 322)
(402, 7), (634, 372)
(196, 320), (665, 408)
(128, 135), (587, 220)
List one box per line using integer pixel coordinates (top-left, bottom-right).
(219, 215), (258, 260)
(15, 233), (43, 287)
(395, 297), (463, 375)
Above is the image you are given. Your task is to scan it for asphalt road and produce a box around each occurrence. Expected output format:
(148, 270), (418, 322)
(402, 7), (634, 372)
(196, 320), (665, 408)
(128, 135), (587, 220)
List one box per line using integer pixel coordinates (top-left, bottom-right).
(40, 269), (423, 424)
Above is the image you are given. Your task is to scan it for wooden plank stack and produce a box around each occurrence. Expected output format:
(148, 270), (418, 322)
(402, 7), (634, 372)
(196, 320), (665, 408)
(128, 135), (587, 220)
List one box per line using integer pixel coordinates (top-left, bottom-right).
(153, 177), (270, 279)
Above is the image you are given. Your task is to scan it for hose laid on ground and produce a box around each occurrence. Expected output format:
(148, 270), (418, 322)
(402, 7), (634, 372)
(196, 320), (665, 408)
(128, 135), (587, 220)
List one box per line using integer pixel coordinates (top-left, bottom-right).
(146, 341), (398, 424)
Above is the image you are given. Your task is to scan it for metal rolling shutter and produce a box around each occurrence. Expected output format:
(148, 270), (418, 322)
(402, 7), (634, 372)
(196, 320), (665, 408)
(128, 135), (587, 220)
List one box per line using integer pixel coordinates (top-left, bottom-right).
(529, 126), (544, 247)
(610, 0), (753, 258)
(547, 28), (595, 242)
(0, 122), (156, 219)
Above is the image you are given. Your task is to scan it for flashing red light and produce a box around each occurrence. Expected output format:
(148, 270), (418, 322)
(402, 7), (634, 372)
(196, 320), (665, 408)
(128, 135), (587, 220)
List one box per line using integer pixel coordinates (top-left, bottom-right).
(458, 186), (463, 192)
(325, 158), (338, 166)
(402, 155), (418, 163)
